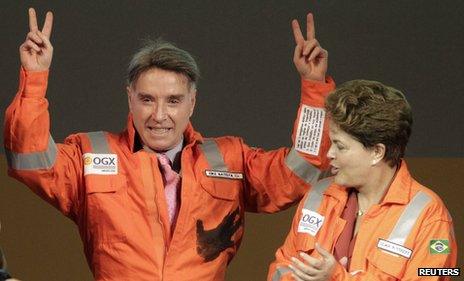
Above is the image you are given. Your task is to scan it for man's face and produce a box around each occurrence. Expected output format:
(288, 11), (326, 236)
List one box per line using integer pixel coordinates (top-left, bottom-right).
(127, 68), (196, 152)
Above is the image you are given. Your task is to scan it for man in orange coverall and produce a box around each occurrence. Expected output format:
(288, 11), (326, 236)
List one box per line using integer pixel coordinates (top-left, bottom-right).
(4, 8), (334, 280)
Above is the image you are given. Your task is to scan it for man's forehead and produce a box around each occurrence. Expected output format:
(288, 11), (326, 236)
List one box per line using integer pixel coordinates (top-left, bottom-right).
(132, 67), (192, 87)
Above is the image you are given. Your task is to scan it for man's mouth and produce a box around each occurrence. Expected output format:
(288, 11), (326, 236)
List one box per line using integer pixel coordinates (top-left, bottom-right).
(147, 127), (172, 135)
(331, 165), (339, 175)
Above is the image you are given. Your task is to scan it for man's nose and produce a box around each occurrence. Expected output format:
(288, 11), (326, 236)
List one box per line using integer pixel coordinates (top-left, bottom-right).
(153, 103), (167, 121)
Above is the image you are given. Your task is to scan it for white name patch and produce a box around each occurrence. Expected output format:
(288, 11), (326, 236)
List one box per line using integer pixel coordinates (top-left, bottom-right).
(377, 238), (413, 259)
(83, 153), (118, 175)
(205, 170), (243, 180)
(295, 105), (325, 156)
(298, 209), (324, 236)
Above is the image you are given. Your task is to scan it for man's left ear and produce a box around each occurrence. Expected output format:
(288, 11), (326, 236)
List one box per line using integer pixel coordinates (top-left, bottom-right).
(189, 90), (197, 117)
(371, 143), (386, 165)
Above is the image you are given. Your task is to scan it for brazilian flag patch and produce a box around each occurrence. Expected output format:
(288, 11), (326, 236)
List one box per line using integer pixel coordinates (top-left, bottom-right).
(429, 240), (450, 254)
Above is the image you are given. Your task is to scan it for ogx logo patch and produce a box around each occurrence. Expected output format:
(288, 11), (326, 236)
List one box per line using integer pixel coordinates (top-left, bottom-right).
(297, 209), (325, 236)
(83, 153), (118, 175)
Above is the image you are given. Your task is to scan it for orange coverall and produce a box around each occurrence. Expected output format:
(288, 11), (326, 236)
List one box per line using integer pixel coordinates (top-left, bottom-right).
(268, 161), (457, 281)
(4, 68), (335, 281)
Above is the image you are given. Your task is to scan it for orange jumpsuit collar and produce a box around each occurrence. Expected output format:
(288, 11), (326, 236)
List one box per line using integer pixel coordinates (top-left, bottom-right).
(323, 160), (412, 207)
(380, 160), (413, 206)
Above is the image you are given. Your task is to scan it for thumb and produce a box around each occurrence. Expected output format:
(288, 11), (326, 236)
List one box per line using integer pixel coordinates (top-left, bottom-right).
(339, 256), (348, 267)
(315, 242), (331, 259)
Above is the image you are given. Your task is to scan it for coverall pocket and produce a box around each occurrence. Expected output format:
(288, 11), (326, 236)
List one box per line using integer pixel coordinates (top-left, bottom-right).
(200, 176), (240, 201)
(367, 247), (408, 279)
(85, 174), (129, 244)
(296, 233), (315, 253)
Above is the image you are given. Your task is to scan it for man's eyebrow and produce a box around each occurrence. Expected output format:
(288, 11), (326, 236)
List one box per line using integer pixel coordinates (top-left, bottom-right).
(136, 92), (154, 99)
(167, 94), (186, 99)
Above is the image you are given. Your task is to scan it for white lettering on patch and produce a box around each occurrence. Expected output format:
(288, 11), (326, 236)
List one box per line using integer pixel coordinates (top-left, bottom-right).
(83, 153), (118, 175)
(377, 238), (412, 259)
(205, 170), (243, 180)
(295, 105), (325, 156)
(298, 209), (325, 236)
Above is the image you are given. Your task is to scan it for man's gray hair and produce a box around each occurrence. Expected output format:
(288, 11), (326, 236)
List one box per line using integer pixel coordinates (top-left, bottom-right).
(127, 39), (200, 89)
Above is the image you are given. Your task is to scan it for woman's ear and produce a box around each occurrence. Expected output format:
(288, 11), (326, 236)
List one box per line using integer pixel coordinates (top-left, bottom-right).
(371, 143), (386, 165)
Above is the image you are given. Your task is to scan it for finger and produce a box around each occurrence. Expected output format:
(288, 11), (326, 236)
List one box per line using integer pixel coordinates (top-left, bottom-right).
(307, 47), (326, 63)
(42, 11), (53, 38)
(299, 252), (323, 269)
(339, 256), (348, 267)
(22, 40), (41, 53)
(292, 19), (305, 45)
(36, 31), (53, 49)
(293, 42), (303, 62)
(315, 243), (332, 260)
(302, 39), (319, 56)
(291, 273), (305, 281)
(306, 13), (315, 40)
(28, 7), (39, 31)
(26, 31), (43, 45)
(291, 257), (320, 276)
(289, 264), (315, 281)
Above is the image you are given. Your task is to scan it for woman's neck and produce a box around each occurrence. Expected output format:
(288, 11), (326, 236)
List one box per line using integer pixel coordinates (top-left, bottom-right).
(357, 163), (398, 210)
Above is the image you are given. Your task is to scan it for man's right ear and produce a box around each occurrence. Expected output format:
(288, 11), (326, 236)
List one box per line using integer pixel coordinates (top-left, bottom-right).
(126, 86), (132, 112)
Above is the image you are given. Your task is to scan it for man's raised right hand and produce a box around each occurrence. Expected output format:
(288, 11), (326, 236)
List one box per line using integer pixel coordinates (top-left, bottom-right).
(19, 8), (53, 72)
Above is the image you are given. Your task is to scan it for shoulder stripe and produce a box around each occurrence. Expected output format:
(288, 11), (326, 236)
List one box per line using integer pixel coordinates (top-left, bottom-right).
(388, 191), (431, 245)
(86, 131), (110, 154)
(303, 177), (333, 211)
(272, 266), (291, 281)
(198, 139), (228, 171)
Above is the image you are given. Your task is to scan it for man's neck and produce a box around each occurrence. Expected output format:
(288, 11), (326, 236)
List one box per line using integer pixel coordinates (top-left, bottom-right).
(143, 139), (184, 172)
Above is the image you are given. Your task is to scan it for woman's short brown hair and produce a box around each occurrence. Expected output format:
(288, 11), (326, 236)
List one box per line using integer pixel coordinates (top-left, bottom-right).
(325, 80), (413, 167)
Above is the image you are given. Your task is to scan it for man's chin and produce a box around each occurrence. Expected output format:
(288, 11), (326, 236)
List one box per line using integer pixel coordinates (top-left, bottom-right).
(142, 137), (178, 152)
(145, 143), (172, 152)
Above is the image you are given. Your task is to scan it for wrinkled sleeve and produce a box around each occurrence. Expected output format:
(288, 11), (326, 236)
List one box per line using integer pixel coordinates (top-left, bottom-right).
(242, 77), (335, 213)
(4, 68), (84, 221)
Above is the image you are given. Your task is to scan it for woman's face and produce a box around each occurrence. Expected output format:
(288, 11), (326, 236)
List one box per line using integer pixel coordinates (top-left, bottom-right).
(327, 120), (376, 188)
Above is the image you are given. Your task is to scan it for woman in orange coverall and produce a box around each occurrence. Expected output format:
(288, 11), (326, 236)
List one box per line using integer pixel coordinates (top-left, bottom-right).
(268, 80), (457, 280)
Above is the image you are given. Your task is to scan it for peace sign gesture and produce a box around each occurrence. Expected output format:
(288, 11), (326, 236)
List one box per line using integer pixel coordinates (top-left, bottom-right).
(19, 8), (54, 72)
(292, 13), (328, 82)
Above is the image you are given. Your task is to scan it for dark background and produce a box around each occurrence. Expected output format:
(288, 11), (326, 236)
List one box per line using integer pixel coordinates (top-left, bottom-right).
(1, 1), (463, 155)
(0, 1), (462, 280)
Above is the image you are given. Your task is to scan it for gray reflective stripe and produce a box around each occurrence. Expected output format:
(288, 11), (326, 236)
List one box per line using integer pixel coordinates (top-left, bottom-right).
(303, 177), (333, 211)
(5, 135), (57, 170)
(199, 139), (228, 171)
(388, 191), (431, 245)
(285, 148), (321, 185)
(272, 266), (291, 281)
(87, 131), (110, 153)
(318, 169), (333, 181)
